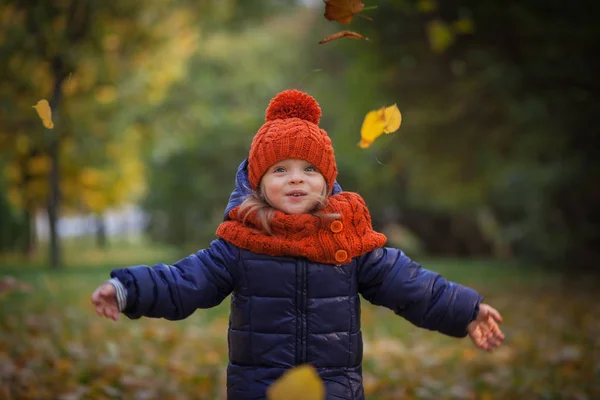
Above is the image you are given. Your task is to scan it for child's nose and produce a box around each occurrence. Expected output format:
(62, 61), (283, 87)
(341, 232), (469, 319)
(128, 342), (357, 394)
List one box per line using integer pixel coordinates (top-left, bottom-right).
(289, 171), (304, 183)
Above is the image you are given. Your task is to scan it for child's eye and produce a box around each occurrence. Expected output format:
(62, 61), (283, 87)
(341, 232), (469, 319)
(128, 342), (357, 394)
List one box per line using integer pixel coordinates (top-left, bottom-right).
(273, 167), (285, 173)
(305, 166), (317, 172)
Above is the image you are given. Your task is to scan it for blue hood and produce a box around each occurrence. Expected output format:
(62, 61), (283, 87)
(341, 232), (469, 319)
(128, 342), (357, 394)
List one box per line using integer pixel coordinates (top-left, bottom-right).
(223, 158), (343, 220)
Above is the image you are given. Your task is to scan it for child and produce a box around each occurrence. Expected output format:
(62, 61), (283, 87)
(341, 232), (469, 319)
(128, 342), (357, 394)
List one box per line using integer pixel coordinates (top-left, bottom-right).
(92, 89), (504, 400)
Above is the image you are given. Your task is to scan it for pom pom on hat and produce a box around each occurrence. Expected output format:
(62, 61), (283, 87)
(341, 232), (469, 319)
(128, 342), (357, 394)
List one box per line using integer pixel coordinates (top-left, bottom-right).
(265, 89), (322, 125)
(248, 89), (337, 193)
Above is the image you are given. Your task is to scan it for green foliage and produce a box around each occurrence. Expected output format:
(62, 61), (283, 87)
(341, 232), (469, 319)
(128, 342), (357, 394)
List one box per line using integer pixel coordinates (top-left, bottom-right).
(141, 9), (317, 249)
(1, 0), (596, 270)
(299, 0), (599, 267)
(0, 178), (25, 252)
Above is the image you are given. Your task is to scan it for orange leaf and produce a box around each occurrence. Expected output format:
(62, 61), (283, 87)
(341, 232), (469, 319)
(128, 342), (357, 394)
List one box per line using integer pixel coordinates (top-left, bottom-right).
(319, 30), (367, 44)
(324, 0), (372, 25)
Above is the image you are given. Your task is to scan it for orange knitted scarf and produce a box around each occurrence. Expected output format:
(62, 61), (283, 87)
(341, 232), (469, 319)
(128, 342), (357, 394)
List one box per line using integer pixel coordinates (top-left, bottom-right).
(216, 192), (387, 265)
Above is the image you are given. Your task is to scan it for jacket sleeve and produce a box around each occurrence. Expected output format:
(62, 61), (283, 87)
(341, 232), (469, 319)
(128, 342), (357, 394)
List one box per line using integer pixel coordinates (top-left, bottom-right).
(357, 247), (482, 338)
(110, 239), (236, 321)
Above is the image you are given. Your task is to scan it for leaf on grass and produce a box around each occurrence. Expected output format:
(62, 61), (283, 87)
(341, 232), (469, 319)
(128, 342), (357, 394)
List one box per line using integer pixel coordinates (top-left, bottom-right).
(0, 276), (32, 295)
(324, 0), (372, 25)
(32, 99), (54, 129)
(319, 30), (367, 44)
(267, 364), (325, 400)
(359, 104), (402, 148)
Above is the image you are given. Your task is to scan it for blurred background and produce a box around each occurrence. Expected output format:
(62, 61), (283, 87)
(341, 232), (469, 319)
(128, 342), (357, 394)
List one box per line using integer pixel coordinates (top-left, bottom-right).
(0, 0), (598, 399)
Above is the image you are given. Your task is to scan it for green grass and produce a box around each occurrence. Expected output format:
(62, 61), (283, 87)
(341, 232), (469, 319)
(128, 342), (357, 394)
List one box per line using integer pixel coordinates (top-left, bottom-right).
(1, 239), (598, 399)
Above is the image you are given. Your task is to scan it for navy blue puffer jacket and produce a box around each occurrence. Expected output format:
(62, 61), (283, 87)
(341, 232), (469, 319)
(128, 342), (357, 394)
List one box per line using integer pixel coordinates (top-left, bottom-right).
(111, 159), (482, 400)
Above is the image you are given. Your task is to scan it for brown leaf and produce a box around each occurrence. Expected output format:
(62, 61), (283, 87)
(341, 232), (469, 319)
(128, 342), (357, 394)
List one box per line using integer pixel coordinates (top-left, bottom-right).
(324, 0), (371, 25)
(0, 276), (32, 295)
(319, 30), (368, 44)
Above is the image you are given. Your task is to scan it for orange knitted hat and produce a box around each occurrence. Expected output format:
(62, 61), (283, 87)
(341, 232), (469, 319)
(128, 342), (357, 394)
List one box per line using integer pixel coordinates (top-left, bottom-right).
(248, 89), (337, 193)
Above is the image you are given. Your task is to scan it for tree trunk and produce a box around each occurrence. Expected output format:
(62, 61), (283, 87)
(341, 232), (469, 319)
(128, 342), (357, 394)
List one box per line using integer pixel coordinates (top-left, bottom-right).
(21, 208), (38, 259)
(47, 136), (60, 270)
(47, 56), (67, 270)
(95, 213), (108, 249)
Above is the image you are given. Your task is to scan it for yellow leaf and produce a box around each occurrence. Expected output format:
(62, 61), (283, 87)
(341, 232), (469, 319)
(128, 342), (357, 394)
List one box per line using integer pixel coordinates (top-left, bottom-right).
(383, 104), (402, 133)
(267, 365), (325, 400)
(359, 107), (386, 149)
(359, 104), (402, 148)
(32, 99), (54, 129)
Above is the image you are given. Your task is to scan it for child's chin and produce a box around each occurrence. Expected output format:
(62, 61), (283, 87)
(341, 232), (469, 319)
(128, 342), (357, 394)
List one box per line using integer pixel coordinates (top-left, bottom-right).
(283, 205), (312, 215)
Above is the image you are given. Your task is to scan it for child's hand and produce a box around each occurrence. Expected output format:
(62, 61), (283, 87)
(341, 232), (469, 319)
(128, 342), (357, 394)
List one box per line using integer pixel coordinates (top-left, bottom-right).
(91, 283), (120, 321)
(467, 303), (504, 352)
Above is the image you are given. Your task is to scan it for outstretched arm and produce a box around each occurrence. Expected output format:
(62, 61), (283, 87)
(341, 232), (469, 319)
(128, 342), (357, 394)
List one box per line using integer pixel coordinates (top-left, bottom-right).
(94, 239), (237, 321)
(358, 247), (484, 338)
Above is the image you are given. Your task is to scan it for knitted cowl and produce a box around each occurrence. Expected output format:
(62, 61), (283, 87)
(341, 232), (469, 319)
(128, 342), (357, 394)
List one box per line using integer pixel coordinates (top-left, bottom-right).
(216, 191), (387, 265)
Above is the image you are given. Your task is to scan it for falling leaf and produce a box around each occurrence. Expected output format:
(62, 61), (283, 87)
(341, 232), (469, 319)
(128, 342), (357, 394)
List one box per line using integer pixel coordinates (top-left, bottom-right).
(319, 30), (367, 44)
(32, 99), (54, 129)
(383, 104), (402, 133)
(324, 0), (372, 25)
(359, 104), (402, 148)
(267, 364), (325, 400)
(359, 107), (386, 149)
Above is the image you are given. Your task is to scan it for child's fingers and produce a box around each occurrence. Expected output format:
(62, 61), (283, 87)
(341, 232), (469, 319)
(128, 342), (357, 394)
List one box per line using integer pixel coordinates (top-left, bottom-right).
(485, 305), (503, 323)
(101, 284), (115, 298)
(494, 327), (505, 342)
(489, 336), (503, 350)
(102, 306), (114, 319)
(91, 289), (102, 305)
(489, 322), (505, 341)
(103, 305), (120, 321)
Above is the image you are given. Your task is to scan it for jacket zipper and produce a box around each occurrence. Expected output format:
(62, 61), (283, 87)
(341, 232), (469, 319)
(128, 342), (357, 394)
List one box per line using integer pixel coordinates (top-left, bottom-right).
(296, 258), (308, 365)
(300, 258), (308, 364)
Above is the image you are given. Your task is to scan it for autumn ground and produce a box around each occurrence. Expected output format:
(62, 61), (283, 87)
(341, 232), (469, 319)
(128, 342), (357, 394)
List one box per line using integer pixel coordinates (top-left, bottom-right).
(0, 239), (598, 400)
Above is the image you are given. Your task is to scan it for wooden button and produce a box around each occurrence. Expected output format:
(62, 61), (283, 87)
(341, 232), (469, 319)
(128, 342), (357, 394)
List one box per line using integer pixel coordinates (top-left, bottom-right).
(330, 220), (343, 233)
(334, 250), (348, 263)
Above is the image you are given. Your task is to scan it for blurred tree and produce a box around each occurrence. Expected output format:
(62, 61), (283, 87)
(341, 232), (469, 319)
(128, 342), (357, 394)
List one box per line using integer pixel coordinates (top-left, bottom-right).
(142, 8), (314, 250)
(0, 0), (199, 264)
(305, 0), (599, 268)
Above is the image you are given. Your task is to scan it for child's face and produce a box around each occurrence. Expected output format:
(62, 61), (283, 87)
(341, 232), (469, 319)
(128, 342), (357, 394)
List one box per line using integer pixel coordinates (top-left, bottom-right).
(261, 158), (326, 214)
